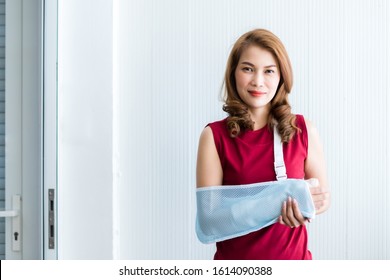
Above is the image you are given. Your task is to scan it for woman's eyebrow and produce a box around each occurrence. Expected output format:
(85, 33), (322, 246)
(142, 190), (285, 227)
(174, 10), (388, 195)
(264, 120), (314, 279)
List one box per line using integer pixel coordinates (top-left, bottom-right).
(240, 61), (277, 68)
(240, 61), (255, 67)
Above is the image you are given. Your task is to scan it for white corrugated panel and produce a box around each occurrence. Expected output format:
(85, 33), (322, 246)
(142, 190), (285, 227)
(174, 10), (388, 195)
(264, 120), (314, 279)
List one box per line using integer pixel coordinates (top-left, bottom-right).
(117, 0), (390, 259)
(57, 0), (115, 259)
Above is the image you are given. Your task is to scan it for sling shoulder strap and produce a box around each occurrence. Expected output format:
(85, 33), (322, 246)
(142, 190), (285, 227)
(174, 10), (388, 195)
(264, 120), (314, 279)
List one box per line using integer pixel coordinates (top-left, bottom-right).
(273, 124), (287, 181)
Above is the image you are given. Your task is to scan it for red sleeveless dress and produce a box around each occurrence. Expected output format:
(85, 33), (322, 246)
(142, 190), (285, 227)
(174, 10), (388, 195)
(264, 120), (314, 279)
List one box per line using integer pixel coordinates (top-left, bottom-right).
(207, 114), (312, 260)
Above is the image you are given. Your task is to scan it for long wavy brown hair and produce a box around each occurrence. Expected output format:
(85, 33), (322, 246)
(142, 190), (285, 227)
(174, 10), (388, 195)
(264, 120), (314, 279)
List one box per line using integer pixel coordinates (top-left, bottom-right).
(222, 29), (299, 142)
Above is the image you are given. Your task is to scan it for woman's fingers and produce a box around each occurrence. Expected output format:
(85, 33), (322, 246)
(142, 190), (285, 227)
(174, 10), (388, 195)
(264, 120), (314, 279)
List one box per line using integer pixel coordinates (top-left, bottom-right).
(311, 191), (330, 202)
(286, 197), (297, 227)
(310, 188), (330, 212)
(291, 198), (307, 225)
(280, 201), (289, 226)
(279, 197), (307, 228)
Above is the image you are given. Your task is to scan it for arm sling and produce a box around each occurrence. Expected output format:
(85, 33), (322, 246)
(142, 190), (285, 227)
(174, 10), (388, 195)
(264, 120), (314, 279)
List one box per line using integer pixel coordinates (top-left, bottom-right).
(195, 125), (316, 244)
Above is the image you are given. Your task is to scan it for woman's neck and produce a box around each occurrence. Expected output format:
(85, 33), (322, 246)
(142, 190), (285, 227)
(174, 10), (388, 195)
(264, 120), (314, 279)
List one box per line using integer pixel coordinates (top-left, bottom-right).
(249, 106), (270, 130)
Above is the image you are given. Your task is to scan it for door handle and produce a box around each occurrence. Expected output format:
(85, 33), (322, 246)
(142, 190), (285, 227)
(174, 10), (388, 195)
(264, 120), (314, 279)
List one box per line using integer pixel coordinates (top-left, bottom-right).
(0, 195), (22, 251)
(0, 210), (19, 217)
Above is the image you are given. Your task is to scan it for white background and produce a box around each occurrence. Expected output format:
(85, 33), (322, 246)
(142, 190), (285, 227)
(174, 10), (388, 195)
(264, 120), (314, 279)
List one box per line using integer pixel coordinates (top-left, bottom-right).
(57, 0), (390, 259)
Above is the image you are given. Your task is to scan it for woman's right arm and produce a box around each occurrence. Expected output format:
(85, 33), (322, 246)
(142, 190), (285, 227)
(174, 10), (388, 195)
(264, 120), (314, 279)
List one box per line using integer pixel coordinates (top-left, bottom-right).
(196, 126), (223, 188)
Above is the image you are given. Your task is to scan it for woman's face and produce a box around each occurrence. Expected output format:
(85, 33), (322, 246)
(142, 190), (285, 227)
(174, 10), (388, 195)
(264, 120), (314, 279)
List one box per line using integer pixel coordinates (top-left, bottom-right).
(234, 45), (280, 115)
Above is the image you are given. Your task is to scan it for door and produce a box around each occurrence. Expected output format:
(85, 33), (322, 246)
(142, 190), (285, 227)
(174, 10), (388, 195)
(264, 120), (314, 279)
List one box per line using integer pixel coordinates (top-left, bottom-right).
(0, 0), (54, 260)
(0, 0), (7, 260)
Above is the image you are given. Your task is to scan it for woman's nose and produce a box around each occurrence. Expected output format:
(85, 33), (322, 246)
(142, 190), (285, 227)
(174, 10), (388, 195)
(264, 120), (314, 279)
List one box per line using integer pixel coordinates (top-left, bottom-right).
(251, 73), (264, 87)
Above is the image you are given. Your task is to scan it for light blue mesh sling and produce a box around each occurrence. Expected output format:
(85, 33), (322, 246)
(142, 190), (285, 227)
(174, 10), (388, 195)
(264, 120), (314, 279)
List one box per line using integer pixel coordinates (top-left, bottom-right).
(195, 125), (316, 244)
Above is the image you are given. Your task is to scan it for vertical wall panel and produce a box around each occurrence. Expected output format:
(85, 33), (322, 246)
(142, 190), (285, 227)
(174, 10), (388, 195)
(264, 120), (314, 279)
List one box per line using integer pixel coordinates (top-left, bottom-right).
(118, 0), (390, 259)
(117, 0), (192, 259)
(116, 0), (152, 259)
(58, 0), (114, 259)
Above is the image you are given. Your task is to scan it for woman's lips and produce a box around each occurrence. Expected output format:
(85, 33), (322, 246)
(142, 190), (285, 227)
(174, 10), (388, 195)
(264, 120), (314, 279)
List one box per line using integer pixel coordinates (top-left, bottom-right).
(248, 90), (266, 97)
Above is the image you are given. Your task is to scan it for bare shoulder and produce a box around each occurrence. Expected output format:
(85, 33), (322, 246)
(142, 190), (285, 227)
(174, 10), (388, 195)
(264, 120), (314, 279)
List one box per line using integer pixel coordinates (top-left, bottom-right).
(196, 126), (223, 187)
(303, 117), (318, 134)
(303, 117), (321, 146)
(197, 126), (217, 158)
(199, 126), (214, 145)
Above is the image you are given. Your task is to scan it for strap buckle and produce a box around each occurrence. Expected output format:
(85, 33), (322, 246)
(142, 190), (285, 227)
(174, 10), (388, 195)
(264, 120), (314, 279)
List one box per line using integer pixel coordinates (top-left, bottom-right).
(274, 162), (287, 181)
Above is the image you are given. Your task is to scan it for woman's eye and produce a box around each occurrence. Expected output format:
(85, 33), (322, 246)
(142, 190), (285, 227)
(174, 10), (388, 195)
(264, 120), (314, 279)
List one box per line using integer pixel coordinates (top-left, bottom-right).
(265, 69), (275, 74)
(242, 67), (254, 72)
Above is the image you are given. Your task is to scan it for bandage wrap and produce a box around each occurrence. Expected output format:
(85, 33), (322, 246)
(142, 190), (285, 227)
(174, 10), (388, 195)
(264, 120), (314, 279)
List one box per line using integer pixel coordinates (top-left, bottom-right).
(195, 123), (316, 244)
(196, 179), (315, 243)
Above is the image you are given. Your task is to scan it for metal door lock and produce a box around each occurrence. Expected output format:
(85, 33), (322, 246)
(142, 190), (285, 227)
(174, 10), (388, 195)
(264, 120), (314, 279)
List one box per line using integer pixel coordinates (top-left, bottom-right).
(48, 189), (55, 249)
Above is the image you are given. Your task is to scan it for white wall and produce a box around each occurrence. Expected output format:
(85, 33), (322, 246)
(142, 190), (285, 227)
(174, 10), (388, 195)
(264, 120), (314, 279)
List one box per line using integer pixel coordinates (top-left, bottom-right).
(57, 0), (114, 259)
(57, 0), (390, 259)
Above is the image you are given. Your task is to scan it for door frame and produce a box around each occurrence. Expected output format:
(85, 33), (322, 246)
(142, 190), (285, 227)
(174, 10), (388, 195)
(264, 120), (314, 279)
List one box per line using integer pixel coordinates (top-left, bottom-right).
(43, 0), (58, 260)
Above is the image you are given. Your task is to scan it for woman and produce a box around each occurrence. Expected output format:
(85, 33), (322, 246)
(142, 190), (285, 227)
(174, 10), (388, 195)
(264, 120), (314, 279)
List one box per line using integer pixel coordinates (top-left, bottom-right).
(196, 29), (330, 260)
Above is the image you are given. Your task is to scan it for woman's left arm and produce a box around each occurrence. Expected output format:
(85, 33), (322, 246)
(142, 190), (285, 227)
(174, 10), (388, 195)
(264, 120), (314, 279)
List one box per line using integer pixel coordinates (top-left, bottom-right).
(304, 119), (330, 215)
(279, 119), (331, 227)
